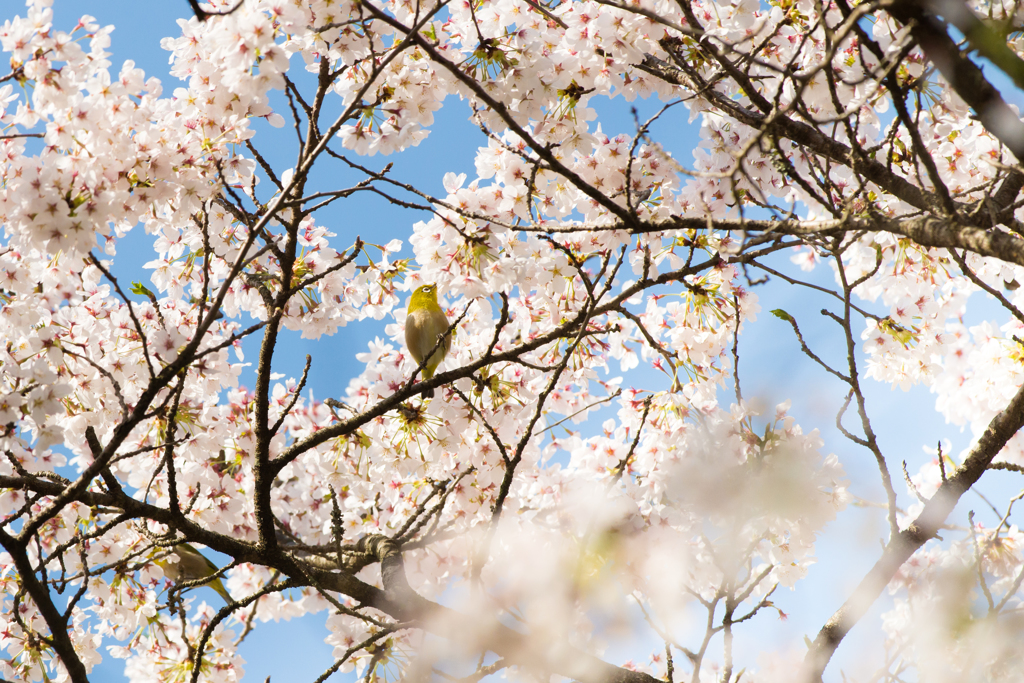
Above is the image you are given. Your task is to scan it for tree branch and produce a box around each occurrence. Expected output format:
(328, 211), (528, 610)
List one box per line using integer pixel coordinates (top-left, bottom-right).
(802, 378), (1024, 680)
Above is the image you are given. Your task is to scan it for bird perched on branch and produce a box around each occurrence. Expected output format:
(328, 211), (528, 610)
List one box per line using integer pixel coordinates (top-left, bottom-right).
(405, 284), (451, 398)
(153, 543), (231, 603)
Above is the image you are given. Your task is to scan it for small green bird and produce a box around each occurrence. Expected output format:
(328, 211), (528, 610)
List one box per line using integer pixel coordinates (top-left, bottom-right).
(153, 543), (231, 603)
(405, 284), (451, 398)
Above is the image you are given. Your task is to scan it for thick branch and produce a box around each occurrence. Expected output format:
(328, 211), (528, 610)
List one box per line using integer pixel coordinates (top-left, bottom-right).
(802, 378), (1024, 680)
(887, 0), (1024, 161)
(637, 55), (941, 214)
(620, 214), (1024, 267)
(0, 530), (89, 682)
(322, 536), (663, 683)
(0, 469), (662, 683)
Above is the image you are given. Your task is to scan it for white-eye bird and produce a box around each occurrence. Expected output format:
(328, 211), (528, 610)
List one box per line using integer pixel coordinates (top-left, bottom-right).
(153, 543), (231, 603)
(404, 284), (451, 398)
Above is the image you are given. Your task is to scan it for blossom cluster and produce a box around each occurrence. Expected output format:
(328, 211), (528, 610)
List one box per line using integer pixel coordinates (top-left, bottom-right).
(0, 0), (1021, 681)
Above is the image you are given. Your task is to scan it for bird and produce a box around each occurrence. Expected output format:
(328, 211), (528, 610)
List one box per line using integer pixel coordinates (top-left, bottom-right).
(153, 543), (232, 603)
(404, 283), (451, 398)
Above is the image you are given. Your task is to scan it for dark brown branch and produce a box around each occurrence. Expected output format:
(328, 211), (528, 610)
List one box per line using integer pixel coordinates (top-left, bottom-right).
(0, 529), (89, 682)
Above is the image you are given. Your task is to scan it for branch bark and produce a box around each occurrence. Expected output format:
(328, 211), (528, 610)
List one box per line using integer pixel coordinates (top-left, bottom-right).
(317, 535), (665, 683)
(887, 0), (1024, 162)
(801, 378), (1024, 681)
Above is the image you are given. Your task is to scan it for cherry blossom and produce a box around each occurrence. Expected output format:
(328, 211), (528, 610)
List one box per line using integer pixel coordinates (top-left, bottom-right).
(0, 0), (1023, 681)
